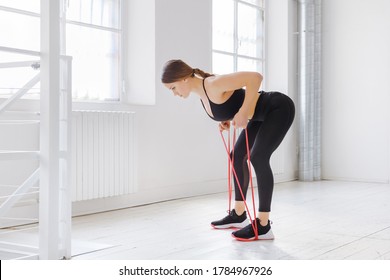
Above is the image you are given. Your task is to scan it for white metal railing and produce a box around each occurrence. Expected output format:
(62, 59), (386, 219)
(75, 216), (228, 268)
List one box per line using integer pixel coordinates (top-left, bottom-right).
(0, 61), (40, 69)
(0, 46), (41, 57)
(0, 45), (72, 260)
(0, 73), (40, 113)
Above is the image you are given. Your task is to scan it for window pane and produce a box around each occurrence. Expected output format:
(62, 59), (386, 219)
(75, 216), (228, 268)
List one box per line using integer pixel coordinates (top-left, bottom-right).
(0, 11), (40, 51)
(66, 0), (120, 29)
(237, 57), (262, 72)
(66, 24), (120, 100)
(0, 0), (40, 13)
(212, 52), (234, 74)
(212, 0), (234, 53)
(237, 3), (263, 58)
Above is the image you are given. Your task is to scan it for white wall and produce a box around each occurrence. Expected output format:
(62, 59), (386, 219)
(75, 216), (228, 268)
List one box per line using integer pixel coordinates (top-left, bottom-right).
(322, 0), (390, 183)
(124, 0), (156, 105)
(266, 0), (299, 181)
(0, 0), (299, 218)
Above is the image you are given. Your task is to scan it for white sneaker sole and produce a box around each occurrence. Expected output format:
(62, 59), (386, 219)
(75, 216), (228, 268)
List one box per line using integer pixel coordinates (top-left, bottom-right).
(232, 229), (275, 241)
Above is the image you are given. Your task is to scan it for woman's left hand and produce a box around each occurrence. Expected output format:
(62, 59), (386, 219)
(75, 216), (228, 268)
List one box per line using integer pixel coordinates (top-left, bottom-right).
(232, 109), (248, 128)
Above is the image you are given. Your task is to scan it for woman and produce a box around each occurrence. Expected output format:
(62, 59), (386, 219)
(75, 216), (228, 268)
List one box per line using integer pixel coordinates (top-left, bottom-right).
(161, 59), (295, 241)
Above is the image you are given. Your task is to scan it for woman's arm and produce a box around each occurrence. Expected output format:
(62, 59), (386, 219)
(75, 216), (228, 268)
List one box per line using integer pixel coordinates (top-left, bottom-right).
(210, 72), (263, 128)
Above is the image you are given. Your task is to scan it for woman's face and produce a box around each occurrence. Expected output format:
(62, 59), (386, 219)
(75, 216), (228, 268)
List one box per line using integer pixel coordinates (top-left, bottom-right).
(164, 79), (191, 99)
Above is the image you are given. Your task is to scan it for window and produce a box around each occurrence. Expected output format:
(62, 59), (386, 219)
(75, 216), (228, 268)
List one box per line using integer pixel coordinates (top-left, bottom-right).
(0, 0), (123, 102)
(212, 0), (265, 74)
(65, 0), (122, 101)
(0, 1), (41, 98)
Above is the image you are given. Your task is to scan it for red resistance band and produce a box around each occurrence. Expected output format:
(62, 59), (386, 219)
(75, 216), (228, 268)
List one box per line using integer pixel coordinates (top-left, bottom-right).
(220, 128), (258, 240)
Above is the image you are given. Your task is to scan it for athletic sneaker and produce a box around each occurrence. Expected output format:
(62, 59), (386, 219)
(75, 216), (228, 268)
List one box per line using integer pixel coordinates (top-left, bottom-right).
(231, 218), (274, 241)
(211, 209), (248, 229)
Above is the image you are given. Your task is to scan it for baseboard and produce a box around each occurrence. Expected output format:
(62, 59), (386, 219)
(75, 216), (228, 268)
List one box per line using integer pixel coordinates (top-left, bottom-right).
(71, 179), (228, 217)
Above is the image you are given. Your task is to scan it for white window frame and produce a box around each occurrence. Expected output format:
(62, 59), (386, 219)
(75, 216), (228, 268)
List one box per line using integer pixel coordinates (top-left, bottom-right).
(0, 3), (41, 99)
(63, 0), (124, 102)
(212, 0), (265, 74)
(0, 0), (127, 104)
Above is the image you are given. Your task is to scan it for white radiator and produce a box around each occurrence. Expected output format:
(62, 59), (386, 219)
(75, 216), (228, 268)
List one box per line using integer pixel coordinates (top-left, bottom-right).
(71, 111), (136, 202)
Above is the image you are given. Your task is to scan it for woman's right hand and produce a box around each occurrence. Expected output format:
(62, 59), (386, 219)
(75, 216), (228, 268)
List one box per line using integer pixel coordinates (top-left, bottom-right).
(219, 121), (231, 131)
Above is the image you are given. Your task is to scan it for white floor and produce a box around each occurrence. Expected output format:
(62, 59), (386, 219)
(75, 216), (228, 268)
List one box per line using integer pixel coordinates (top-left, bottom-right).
(1, 180), (390, 260)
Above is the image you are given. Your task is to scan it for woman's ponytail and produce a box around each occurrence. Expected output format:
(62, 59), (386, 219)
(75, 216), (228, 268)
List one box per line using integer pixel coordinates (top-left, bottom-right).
(192, 68), (214, 79)
(161, 59), (214, 83)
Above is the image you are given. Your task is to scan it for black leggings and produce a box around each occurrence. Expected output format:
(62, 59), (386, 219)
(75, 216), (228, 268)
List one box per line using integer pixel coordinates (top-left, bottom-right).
(232, 92), (295, 212)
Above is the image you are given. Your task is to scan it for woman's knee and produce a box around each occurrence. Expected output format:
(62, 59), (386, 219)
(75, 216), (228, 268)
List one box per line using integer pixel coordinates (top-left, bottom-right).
(230, 149), (247, 163)
(250, 150), (271, 170)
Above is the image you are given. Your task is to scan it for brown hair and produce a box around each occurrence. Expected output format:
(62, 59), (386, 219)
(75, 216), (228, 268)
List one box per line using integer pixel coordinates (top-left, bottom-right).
(161, 59), (214, 83)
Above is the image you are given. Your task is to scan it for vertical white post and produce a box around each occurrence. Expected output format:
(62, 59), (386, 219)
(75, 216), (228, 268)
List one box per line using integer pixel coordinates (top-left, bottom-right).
(59, 56), (72, 259)
(40, 0), (62, 259)
(65, 58), (72, 258)
(298, 0), (322, 181)
(58, 0), (72, 258)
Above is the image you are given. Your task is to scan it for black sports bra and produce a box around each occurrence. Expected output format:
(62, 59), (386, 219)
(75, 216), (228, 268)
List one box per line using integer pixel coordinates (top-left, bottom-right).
(201, 78), (245, 121)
